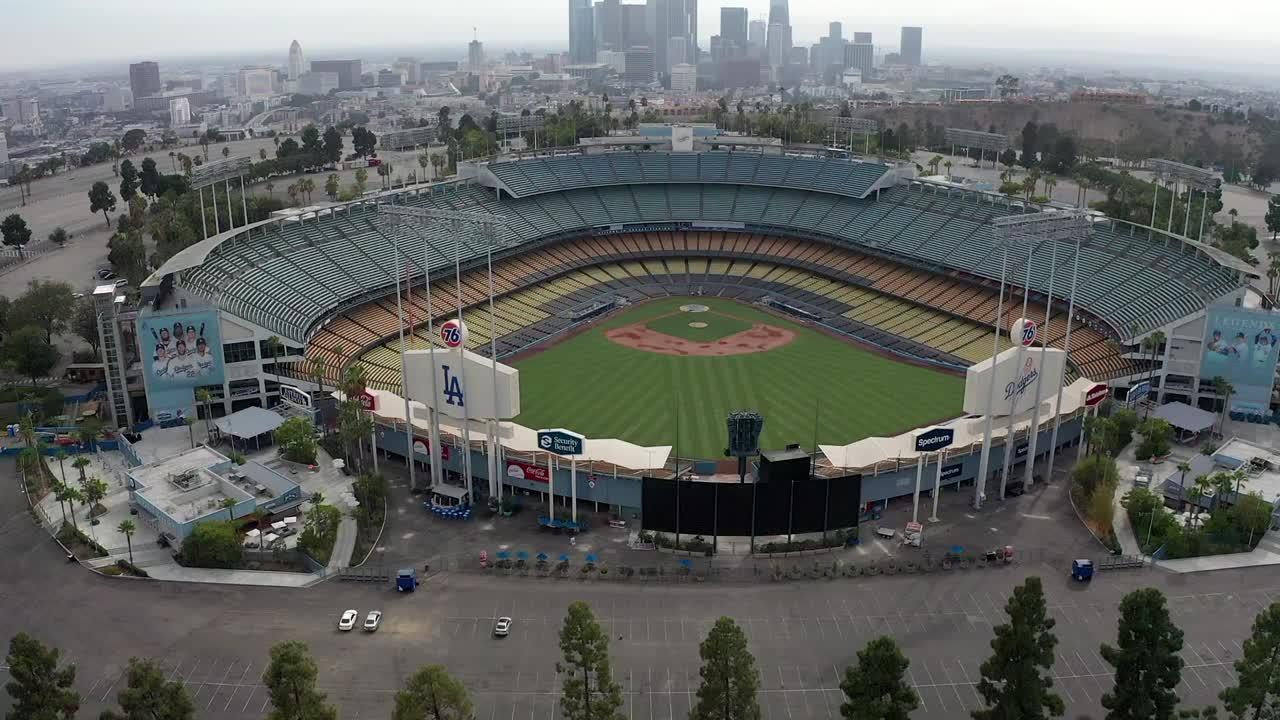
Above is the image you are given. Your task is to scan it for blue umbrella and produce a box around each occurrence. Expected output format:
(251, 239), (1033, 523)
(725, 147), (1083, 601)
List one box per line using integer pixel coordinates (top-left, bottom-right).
(536, 552), (548, 561)
(516, 550), (530, 560)
(679, 558), (692, 568)
(586, 554), (597, 563)
(496, 550), (511, 560)
(558, 554), (570, 562)
(950, 545), (965, 555)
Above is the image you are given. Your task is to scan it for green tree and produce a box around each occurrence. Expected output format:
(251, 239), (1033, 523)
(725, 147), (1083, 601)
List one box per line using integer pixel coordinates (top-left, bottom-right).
(88, 181), (117, 227)
(3, 632), (79, 720)
(73, 297), (100, 358)
(322, 126), (344, 165)
(72, 455), (89, 483)
(392, 664), (475, 720)
(13, 278), (77, 345)
(1, 214), (33, 258)
(117, 519), (137, 564)
(300, 125), (323, 154)
(1100, 588), (1184, 720)
(262, 641), (337, 720)
(120, 128), (147, 153)
(839, 636), (918, 720)
(180, 520), (242, 568)
(324, 173), (340, 200)
(221, 146), (230, 159)
(3, 327), (60, 389)
(691, 617), (760, 720)
(1221, 602), (1280, 718)
(274, 416), (319, 465)
(47, 226), (69, 247)
(99, 657), (194, 720)
(337, 363), (373, 473)
(138, 157), (162, 198)
(1214, 377), (1235, 435)
(558, 601), (624, 720)
(973, 576), (1063, 720)
(118, 159), (139, 201)
(354, 167), (369, 193)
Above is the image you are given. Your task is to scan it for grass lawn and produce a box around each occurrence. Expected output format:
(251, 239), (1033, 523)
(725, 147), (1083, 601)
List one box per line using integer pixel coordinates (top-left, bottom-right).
(512, 297), (964, 458)
(644, 307), (753, 342)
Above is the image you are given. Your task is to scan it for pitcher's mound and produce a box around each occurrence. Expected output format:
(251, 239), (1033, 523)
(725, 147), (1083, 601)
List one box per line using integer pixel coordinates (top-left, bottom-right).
(688, 322), (708, 329)
(606, 322), (795, 356)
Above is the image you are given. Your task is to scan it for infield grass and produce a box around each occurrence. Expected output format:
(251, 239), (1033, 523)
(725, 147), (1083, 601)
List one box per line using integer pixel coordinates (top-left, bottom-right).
(644, 307), (752, 342)
(511, 297), (964, 459)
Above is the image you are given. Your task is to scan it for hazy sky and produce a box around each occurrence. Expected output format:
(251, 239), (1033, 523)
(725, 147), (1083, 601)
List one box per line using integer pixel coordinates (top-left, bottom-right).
(5, 0), (1279, 72)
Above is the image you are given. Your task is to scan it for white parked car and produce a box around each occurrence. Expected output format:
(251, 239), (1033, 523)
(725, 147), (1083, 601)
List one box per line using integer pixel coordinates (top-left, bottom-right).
(493, 616), (512, 637)
(338, 609), (359, 631)
(363, 610), (382, 632)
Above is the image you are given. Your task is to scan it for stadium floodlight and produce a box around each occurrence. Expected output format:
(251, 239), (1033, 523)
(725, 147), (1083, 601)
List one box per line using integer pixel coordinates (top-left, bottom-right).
(829, 116), (878, 155)
(944, 128), (1009, 168)
(377, 203), (511, 500)
(972, 211), (1091, 510)
(497, 115), (546, 151)
(1147, 157), (1219, 241)
(190, 157), (254, 241)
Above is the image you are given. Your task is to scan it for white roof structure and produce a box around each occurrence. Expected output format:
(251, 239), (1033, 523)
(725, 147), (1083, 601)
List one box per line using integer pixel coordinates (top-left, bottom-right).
(820, 378), (1097, 472)
(349, 389), (672, 472)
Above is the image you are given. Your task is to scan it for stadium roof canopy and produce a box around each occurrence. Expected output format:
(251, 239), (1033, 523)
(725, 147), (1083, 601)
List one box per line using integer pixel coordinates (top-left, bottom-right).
(214, 406), (286, 440)
(819, 378), (1096, 471)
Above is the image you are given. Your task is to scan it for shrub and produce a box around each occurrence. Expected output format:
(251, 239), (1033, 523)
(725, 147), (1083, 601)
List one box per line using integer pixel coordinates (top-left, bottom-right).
(180, 520), (242, 568)
(1073, 454), (1120, 497)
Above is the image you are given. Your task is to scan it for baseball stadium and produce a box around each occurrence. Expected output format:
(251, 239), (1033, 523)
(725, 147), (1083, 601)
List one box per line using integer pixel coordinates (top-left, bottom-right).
(133, 136), (1255, 532)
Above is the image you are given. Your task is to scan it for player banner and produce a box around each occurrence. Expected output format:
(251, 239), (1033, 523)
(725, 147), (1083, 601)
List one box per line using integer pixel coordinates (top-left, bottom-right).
(1200, 307), (1280, 414)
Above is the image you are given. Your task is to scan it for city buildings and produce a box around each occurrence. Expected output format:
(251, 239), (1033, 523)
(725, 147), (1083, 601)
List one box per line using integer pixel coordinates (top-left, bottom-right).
(720, 7), (748, 51)
(670, 62), (696, 93)
(622, 4), (648, 47)
(468, 37), (485, 74)
(853, 31), (872, 44)
(623, 46), (655, 85)
(129, 61), (162, 101)
(0, 132), (7, 165)
(595, 0), (623, 51)
(287, 40), (304, 82)
(298, 71), (340, 95)
(845, 42), (874, 79)
(393, 57), (421, 85)
(238, 67), (274, 100)
(569, 0), (596, 63)
(748, 19), (766, 51)
(1, 98), (39, 123)
(718, 57), (761, 89)
(310, 60), (362, 90)
(766, 0), (791, 69)
(900, 26), (922, 66)
(646, 0), (696, 77)
(169, 97), (191, 126)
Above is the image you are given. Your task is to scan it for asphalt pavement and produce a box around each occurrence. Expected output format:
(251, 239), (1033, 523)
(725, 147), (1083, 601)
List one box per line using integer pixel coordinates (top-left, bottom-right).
(0, 456), (1274, 719)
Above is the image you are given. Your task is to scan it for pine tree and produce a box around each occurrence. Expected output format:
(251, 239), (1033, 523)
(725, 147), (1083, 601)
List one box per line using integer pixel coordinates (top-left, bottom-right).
(1220, 601), (1280, 718)
(558, 601), (624, 720)
(839, 636), (918, 720)
(3, 632), (79, 720)
(691, 617), (761, 720)
(972, 576), (1064, 720)
(99, 657), (194, 720)
(1100, 588), (1184, 720)
(261, 641), (337, 720)
(393, 665), (474, 720)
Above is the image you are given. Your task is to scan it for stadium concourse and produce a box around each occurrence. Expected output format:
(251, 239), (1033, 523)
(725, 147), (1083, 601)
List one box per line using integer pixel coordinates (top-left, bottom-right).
(138, 145), (1254, 518)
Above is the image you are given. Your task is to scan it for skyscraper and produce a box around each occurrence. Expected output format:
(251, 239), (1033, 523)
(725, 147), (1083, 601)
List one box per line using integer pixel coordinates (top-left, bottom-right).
(766, 0), (791, 68)
(828, 22), (842, 40)
(468, 37), (485, 74)
(569, 0), (596, 63)
(129, 61), (161, 100)
(853, 31), (872, 44)
(845, 42), (873, 78)
(288, 40), (304, 82)
(597, 0), (623, 50)
(310, 60), (362, 90)
(646, 0), (695, 76)
(900, 26), (922, 66)
(622, 3), (648, 47)
(748, 19), (766, 51)
(720, 7), (748, 50)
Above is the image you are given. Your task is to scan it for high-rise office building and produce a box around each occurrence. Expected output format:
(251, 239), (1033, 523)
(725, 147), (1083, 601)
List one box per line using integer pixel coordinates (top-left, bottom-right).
(394, 57), (420, 84)
(622, 3), (648, 47)
(818, 22), (846, 72)
(853, 31), (872, 44)
(129, 61), (161, 100)
(287, 40), (304, 81)
(0, 132), (7, 164)
(569, 0), (596, 63)
(311, 60), (362, 90)
(238, 67), (274, 99)
(670, 63), (696, 93)
(169, 97), (191, 126)
(623, 46), (655, 85)
(828, 22), (842, 40)
(668, 35), (688, 69)
(844, 42), (873, 78)
(720, 7), (748, 50)
(748, 20), (766, 50)
(597, 0), (623, 49)
(646, 0), (696, 76)
(1, 98), (39, 123)
(766, 0), (791, 68)
(900, 26), (922, 65)
(468, 37), (485, 73)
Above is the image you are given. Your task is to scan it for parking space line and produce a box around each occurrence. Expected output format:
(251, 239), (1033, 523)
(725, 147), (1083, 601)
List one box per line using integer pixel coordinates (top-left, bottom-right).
(1058, 654), (1089, 702)
(1080, 650), (1111, 696)
(956, 660), (984, 707)
(919, 659), (947, 714)
(206, 661), (238, 709)
(240, 684), (258, 714)
(166, 657), (186, 682)
(667, 668), (674, 720)
(938, 660), (966, 710)
(794, 666), (809, 717)
(1182, 649), (1209, 688)
(905, 666), (927, 713)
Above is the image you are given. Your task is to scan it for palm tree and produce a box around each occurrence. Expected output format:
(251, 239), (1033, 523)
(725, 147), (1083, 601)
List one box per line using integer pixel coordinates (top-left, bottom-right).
(430, 154), (445, 180)
(196, 388), (215, 440)
(265, 336), (285, 392)
(325, 173), (340, 200)
(265, 181), (275, 199)
(1077, 175), (1092, 208)
(1141, 330), (1166, 417)
(63, 486), (83, 531)
(943, 160), (953, 178)
(1268, 253), (1280, 299)
(1021, 176), (1037, 201)
(418, 153), (430, 179)
(286, 183), (299, 206)
(51, 481), (70, 526)
(117, 519), (136, 564)
(168, 151), (177, 172)
(259, 148), (268, 161)
(1189, 474), (1212, 527)
(1044, 176), (1058, 200)
(928, 155), (943, 174)
(221, 146), (231, 159)
(1175, 460), (1191, 507)
(185, 417), (195, 448)
(54, 449), (68, 488)
(72, 455), (90, 484)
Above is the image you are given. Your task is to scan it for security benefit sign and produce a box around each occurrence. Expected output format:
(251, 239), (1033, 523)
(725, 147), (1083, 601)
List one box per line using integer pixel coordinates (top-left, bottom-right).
(537, 428), (585, 456)
(913, 427), (955, 453)
(963, 346), (1067, 417)
(403, 348), (520, 421)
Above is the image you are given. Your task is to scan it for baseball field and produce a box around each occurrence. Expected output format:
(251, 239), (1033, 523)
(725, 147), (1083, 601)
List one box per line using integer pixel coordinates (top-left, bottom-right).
(511, 297), (964, 459)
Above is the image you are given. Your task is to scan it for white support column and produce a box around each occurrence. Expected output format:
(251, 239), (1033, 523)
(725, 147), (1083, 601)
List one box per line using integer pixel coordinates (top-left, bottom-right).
(570, 458), (578, 524)
(912, 453), (924, 523)
(929, 450), (944, 522)
(975, 247), (1010, 510)
(999, 242), (1036, 500)
(1024, 239), (1059, 487)
(371, 427), (378, 473)
(1047, 234), (1084, 477)
(547, 451), (554, 522)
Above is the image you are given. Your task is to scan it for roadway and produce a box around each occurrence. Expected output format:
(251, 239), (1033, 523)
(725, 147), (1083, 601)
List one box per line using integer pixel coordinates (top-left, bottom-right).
(0, 459), (1271, 719)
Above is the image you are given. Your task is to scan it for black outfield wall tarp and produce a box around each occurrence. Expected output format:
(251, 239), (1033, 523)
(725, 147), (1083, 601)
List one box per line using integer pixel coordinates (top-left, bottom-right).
(641, 475), (862, 536)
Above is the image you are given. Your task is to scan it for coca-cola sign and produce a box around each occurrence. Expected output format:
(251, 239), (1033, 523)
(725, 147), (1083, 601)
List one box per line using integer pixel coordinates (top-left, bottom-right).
(355, 390), (377, 411)
(1084, 383), (1109, 407)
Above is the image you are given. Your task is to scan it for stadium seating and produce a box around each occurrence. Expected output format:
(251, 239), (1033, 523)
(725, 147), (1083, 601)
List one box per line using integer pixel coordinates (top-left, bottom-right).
(172, 155), (1240, 389)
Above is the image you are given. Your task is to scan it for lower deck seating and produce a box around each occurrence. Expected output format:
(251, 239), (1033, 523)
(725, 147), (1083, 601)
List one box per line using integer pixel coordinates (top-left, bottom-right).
(306, 231), (1133, 392)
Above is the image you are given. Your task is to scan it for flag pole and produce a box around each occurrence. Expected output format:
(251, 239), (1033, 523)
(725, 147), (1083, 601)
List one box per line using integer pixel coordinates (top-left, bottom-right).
(422, 233), (442, 490)
(390, 223), (416, 492)
(452, 221), (473, 494)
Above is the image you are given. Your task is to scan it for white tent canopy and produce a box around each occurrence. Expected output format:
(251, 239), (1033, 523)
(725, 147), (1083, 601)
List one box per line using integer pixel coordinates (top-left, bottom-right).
(346, 389), (672, 472)
(820, 378), (1097, 470)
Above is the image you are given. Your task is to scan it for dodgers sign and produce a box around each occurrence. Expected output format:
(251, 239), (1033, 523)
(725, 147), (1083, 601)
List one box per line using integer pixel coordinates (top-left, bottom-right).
(913, 427), (955, 453)
(537, 428), (585, 456)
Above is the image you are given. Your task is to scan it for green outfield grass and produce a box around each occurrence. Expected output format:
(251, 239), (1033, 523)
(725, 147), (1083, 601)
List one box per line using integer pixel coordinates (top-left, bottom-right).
(511, 297), (964, 459)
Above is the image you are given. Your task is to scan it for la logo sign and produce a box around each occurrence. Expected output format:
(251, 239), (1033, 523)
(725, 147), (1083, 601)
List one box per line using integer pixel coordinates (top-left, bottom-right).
(1011, 318), (1038, 347)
